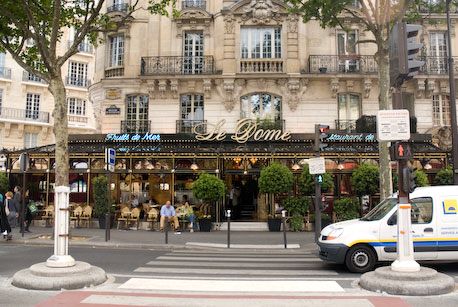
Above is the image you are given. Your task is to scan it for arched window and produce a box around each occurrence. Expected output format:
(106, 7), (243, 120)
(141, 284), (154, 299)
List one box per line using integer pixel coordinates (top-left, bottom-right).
(240, 93), (282, 122)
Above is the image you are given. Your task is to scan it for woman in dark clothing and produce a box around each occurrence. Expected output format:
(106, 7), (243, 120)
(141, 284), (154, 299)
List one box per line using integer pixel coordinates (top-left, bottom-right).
(24, 190), (33, 232)
(0, 192), (12, 240)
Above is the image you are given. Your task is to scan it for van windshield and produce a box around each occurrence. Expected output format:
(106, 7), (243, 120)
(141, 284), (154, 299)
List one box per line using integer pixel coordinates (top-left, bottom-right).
(360, 198), (397, 221)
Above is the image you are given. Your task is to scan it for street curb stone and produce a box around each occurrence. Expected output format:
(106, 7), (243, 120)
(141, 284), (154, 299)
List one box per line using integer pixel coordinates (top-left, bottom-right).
(11, 261), (107, 290)
(359, 266), (456, 296)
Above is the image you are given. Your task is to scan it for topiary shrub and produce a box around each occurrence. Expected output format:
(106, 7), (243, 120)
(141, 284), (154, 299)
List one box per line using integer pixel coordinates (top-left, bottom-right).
(298, 164), (334, 195)
(192, 173), (226, 204)
(92, 175), (111, 218)
(289, 215), (304, 232)
(283, 196), (311, 216)
(258, 162), (294, 194)
(434, 166), (453, 185)
(350, 163), (379, 196)
(333, 197), (360, 221)
(414, 169), (429, 187)
(0, 172), (8, 196)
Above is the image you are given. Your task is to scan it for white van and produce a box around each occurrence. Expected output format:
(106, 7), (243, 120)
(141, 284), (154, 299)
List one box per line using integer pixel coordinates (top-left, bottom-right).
(318, 186), (458, 273)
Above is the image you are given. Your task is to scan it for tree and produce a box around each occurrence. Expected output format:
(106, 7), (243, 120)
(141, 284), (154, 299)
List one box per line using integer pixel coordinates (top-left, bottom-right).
(434, 166), (453, 185)
(259, 162), (294, 214)
(285, 0), (434, 200)
(92, 175), (109, 218)
(192, 173), (226, 204)
(351, 163), (380, 196)
(298, 164), (334, 196)
(0, 0), (175, 190)
(0, 173), (8, 195)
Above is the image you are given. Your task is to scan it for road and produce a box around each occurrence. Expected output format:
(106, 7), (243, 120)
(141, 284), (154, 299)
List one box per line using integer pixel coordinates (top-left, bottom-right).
(0, 244), (457, 306)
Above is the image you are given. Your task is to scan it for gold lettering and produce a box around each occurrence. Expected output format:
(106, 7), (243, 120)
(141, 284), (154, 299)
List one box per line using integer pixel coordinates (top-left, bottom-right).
(194, 120), (226, 141)
(232, 119), (257, 143)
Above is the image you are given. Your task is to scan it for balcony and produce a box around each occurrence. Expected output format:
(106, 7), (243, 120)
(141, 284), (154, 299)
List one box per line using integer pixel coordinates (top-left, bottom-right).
(23, 71), (46, 84)
(68, 115), (88, 124)
(140, 56), (216, 75)
(0, 107), (50, 123)
(68, 41), (93, 54)
(105, 67), (124, 78)
(107, 3), (129, 13)
(0, 67), (12, 79)
(308, 55), (377, 74)
(419, 56), (458, 75)
(182, 0), (206, 10)
(121, 120), (151, 133)
(239, 59), (283, 73)
(335, 120), (357, 132)
(65, 76), (91, 88)
(176, 120), (207, 134)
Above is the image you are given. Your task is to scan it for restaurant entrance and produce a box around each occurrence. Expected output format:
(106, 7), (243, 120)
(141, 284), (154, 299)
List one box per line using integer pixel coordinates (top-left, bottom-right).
(225, 173), (259, 221)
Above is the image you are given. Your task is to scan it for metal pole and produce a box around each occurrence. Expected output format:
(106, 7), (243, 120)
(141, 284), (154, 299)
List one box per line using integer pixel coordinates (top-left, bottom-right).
(105, 213), (110, 241)
(227, 209), (231, 249)
(21, 171), (26, 237)
(282, 210), (287, 249)
(314, 175), (322, 242)
(165, 218), (169, 244)
(446, 0), (458, 184)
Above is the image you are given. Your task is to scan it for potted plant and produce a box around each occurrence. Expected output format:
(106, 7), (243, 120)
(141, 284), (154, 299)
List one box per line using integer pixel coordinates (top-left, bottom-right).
(333, 197), (360, 222)
(258, 162), (294, 231)
(283, 196), (310, 231)
(196, 211), (212, 232)
(92, 175), (114, 229)
(350, 163), (379, 210)
(434, 166), (453, 185)
(192, 173), (226, 231)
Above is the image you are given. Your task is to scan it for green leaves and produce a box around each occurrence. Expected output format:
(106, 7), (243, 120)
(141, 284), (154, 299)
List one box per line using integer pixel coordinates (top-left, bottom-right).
(350, 163), (380, 196)
(434, 166), (453, 186)
(192, 173), (226, 203)
(333, 197), (360, 220)
(298, 164), (334, 196)
(258, 162), (294, 194)
(0, 173), (8, 195)
(92, 175), (110, 217)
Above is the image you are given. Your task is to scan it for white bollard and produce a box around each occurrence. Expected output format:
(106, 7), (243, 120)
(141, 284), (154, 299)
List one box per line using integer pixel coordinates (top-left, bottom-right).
(46, 186), (76, 268)
(391, 203), (420, 272)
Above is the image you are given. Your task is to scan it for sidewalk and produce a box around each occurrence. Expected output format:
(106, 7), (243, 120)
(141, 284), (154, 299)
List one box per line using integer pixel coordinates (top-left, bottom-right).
(5, 226), (318, 251)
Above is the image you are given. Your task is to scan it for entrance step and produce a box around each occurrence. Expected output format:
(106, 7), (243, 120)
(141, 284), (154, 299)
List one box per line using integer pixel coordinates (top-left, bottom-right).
(219, 222), (269, 231)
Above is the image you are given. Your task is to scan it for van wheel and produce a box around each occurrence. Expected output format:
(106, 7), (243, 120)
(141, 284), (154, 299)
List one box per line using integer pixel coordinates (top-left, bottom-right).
(345, 245), (376, 273)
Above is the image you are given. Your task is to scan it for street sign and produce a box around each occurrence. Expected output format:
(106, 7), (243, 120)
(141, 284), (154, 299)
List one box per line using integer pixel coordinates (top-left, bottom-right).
(377, 109), (411, 141)
(105, 148), (116, 172)
(390, 141), (413, 160)
(308, 157), (326, 175)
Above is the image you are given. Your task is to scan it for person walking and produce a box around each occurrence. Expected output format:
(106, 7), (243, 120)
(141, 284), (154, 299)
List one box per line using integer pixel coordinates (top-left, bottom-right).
(1, 192), (13, 240)
(12, 186), (21, 229)
(6, 191), (18, 229)
(160, 201), (180, 234)
(24, 189), (33, 232)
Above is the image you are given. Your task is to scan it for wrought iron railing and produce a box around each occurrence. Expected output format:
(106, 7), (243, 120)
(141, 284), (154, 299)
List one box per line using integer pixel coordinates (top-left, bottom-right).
(176, 120), (207, 134)
(23, 71), (47, 84)
(65, 76), (91, 87)
(141, 56), (216, 75)
(121, 120), (151, 133)
(107, 3), (129, 13)
(182, 0), (206, 10)
(0, 107), (50, 123)
(0, 67), (12, 79)
(308, 55), (378, 74)
(335, 120), (357, 132)
(419, 56), (458, 75)
(239, 59), (284, 73)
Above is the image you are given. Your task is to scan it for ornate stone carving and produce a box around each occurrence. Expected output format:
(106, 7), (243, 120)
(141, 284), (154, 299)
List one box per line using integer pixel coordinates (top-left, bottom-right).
(3, 122), (11, 137)
(426, 79), (436, 98)
(287, 15), (299, 33)
(363, 78), (372, 98)
(217, 79), (245, 112)
(235, 0), (284, 25)
(170, 80), (179, 98)
(440, 79), (450, 93)
(41, 127), (50, 141)
(17, 124), (24, 138)
(187, 80), (196, 92)
(346, 80), (354, 92)
(330, 78), (340, 98)
(282, 78), (308, 111)
(416, 78), (426, 98)
(431, 126), (453, 151)
(158, 80), (167, 99)
(175, 9), (213, 38)
(203, 79), (212, 99)
(146, 81), (156, 97)
(224, 15), (236, 34)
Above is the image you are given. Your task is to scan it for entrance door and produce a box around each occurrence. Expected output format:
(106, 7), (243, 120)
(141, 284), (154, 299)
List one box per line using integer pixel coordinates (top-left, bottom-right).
(227, 174), (259, 221)
(429, 32), (447, 74)
(183, 31), (204, 74)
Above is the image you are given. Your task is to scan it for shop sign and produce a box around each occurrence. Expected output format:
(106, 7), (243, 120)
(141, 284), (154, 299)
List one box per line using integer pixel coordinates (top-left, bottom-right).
(105, 89), (122, 100)
(325, 133), (376, 142)
(105, 132), (161, 142)
(105, 105), (121, 115)
(194, 119), (291, 143)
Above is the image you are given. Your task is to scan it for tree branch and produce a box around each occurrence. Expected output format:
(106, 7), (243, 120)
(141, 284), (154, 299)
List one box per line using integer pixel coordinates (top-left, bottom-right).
(49, 0), (62, 61)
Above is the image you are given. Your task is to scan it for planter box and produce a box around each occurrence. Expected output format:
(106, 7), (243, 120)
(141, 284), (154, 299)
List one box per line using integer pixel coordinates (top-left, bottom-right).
(199, 218), (212, 232)
(98, 215), (114, 229)
(267, 218), (282, 232)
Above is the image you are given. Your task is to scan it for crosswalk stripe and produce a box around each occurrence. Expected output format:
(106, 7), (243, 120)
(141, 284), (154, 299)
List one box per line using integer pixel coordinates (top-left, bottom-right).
(173, 250), (316, 255)
(164, 253), (319, 259)
(134, 267), (339, 276)
(119, 278), (344, 292)
(146, 261), (322, 268)
(157, 256), (321, 262)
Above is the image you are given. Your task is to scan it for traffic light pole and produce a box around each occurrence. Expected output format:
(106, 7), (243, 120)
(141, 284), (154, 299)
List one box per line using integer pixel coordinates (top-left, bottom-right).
(314, 124), (322, 243)
(446, 0), (458, 184)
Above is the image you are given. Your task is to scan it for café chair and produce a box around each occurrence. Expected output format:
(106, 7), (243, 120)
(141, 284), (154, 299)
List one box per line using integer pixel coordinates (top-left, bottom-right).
(42, 205), (55, 227)
(117, 206), (131, 230)
(146, 208), (159, 231)
(128, 207), (141, 230)
(79, 205), (93, 228)
(70, 205), (83, 228)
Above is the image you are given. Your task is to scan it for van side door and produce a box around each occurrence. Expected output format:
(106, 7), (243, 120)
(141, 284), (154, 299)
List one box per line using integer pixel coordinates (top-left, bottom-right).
(436, 195), (458, 260)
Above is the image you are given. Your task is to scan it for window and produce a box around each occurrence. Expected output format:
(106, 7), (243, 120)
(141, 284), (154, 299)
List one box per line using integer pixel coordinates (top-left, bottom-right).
(70, 179), (87, 193)
(241, 27), (281, 59)
(24, 133), (38, 149)
(180, 94), (204, 132)
(429, 32), (447, 73)
(388, 197), (433, 225)
(26, 93), (40, 120)
(241, 93), (282, 122)
(68, 61), (88, 87)
(0, 89), (3, 113)
(433, 94), (451, 126)
(67, 98), (86, 116)
(125, 95), (149, 133)
(108, 35), (124, 67)
(0, 52), (4, 67)
(338, 93), (361, 124)
(183, 32), (204, 74)
(337, 30), (359, 72)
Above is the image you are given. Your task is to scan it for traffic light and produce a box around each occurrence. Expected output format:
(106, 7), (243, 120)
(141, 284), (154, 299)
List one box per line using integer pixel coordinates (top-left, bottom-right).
(390, 141), (413, 160)
(402, 167), (416, 193)
(316, 174), (323, 185)
(314, 124), (330, 152)
(390, 22), (424, 88)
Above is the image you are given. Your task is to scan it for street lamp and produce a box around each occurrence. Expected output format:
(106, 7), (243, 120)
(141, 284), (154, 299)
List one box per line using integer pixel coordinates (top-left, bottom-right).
(446, 0), (458, 184)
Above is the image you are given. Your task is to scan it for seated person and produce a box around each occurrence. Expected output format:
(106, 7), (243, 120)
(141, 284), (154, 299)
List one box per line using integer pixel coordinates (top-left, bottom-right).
(181, 195), (196, 232)
(160, 201), (180, 234)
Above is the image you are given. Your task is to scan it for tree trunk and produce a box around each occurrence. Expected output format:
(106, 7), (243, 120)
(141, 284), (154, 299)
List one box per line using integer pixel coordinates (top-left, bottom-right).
(48, 77), (69, 187)
(376, 45), (393, 200)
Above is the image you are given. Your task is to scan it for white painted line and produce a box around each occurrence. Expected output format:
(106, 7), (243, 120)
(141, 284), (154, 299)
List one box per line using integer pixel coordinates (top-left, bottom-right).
(134, 267), (339, 276)
(157, 256), (319, 262)
(186, 242), (301, 249)
(119, 278), (344, 292)
(146, 261), (322, 267)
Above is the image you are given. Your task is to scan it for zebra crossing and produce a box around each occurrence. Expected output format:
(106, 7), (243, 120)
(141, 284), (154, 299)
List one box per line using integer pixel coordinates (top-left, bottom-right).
(114, 249), (358, 292)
